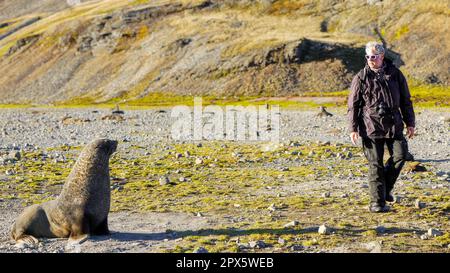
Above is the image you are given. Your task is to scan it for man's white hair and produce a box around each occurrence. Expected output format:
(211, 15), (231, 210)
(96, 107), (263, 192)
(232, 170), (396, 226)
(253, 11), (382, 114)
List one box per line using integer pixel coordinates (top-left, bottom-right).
(365, 41), (385, 55)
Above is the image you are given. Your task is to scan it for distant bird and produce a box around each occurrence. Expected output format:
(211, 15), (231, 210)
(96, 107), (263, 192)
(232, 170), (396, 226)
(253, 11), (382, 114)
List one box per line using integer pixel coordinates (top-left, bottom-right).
(317, 106), (333, 117)
(112, 104), (125, 115)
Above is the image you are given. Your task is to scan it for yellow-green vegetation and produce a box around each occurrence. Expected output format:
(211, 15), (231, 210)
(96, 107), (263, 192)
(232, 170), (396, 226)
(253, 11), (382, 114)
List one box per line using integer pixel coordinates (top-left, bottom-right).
(394, 25), (409, 40)
(0, 40), (15, 58)
(408, 85), (450, 107)
(303, 85), (450, 107)
(2, 83), (448, 110)
(1, 140), (448, 253)
(53, 91), (341, 109)
(0, 103), (33, 109)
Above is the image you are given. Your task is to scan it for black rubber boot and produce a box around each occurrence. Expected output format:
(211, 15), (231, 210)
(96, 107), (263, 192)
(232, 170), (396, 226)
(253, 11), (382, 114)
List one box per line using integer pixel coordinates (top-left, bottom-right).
(369, 203), (390, 213)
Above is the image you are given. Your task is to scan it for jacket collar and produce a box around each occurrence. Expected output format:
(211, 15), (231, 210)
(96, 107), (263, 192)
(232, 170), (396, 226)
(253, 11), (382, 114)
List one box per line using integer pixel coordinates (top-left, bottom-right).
(365, 58), (395, 77)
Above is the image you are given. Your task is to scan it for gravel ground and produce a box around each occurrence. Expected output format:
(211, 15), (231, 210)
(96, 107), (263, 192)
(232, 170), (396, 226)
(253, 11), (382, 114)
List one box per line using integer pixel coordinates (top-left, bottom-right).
(0, 106), (449, 253)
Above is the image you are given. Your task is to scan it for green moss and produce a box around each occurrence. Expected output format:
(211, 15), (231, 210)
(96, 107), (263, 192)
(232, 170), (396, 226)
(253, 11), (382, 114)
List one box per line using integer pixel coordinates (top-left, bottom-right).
(3, 83), (447, 110)
(298, 85), (450, 108)
(303, 239), (319, 246)
(0, 41), (16, 58)
(0, 103), (33, 109)
(394, 25), (409, 40)
(436, 233), (450, 245)
(409, 85), (450, 107)
(2, 139), (449, 253)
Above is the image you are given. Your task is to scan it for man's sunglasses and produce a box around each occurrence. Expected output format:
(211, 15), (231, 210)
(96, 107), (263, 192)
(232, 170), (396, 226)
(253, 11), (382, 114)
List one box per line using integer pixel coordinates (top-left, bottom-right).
(365, 54), (380, 61)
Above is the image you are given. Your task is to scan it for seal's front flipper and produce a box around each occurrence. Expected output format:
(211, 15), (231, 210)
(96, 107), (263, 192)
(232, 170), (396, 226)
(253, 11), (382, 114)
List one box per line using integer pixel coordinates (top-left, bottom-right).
(68, 220), (89, 244)
(92, 218), (110, 236)
(15, 235), (39, 249)
(68, 233), (89, 245)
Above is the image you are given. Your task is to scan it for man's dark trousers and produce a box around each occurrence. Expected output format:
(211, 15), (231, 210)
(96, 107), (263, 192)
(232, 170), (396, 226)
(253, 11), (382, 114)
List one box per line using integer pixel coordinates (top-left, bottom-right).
(362, 135), (408, 206)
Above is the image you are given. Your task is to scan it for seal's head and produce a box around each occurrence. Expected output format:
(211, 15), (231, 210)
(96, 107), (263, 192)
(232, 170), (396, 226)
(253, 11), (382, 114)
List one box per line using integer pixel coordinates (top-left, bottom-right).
(90, 139), (118, 157)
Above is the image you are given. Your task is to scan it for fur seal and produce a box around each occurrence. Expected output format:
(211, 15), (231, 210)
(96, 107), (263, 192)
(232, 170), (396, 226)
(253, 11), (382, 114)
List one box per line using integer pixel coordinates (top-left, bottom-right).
(11, 139), (118, 244)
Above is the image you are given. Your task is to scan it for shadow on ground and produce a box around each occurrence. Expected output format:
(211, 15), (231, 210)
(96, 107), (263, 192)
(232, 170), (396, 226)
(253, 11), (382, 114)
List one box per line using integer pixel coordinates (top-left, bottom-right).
(94, 226), (424, 242)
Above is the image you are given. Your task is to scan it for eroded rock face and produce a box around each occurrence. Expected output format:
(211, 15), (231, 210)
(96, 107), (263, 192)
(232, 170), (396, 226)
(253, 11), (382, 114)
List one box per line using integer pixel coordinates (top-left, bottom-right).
(69, 2), (208, 54)
(6, 34), (41, 56)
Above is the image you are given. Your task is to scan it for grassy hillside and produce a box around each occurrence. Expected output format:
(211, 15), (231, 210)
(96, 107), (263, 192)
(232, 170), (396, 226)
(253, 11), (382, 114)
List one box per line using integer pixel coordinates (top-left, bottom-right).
(0, 0), (448, 105)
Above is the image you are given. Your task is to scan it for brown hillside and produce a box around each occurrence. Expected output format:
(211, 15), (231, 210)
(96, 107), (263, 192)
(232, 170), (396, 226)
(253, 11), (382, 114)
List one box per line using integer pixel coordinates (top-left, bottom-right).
(0, 0), (448, 104)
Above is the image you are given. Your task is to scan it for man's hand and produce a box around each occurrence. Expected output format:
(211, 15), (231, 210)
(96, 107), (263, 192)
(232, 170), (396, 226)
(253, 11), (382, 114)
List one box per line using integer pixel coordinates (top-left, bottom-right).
(406, 127), (415, 138)
(350, 132), (359, 145)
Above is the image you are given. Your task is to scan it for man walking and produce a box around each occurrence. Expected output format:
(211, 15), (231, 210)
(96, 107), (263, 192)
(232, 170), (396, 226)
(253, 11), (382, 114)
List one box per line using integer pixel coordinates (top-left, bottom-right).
(347, 41), (416, 213)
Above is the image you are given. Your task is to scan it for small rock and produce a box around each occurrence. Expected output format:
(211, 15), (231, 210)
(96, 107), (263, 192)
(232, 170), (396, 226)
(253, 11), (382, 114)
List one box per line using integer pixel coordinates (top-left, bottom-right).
(415, 199), (426, 209)
(375, 226), (386, 234)
(159, 176), (170, 186)
(232, 152), (244, 158)
(290, 141), (301, 147)
(284, 221), (300, 228)
(318, 224), (331, 235)
(267, 204), (277, 211)
(340, 193), (349, 198)
(193, 247), (208, 253)
(278, 237), (286, 245)
(184, 151), (191, 157)
(195, 158), (203, 165)
(427, 228), (443, 237)
(196, 143), (203, 148)
(366, 241), (383, 253)
(8, 151), (21, 161)
(175, 153), (182, 159)
(237, 243), (249, 249)
(393, 195), (402, 203)
(178, 176), (186, 182)
(290, 245), (304, 251)
(420, 234), (428, 240)
(249, 240), (266, 249)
